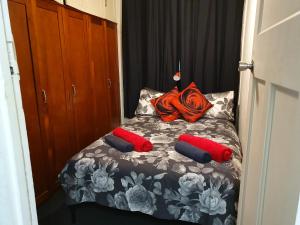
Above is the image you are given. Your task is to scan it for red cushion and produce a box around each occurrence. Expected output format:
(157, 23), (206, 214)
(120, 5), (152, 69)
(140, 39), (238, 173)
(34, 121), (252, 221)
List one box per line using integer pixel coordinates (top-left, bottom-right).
(151, 87), (180, 122)
(179, 134), (232, 162)
(112, 127), (153, 152)
(171, 82), (212, 122)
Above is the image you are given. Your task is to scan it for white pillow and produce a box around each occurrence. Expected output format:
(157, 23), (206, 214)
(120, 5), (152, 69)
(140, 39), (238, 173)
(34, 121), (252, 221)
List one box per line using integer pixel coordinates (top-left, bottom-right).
(135, 88), (164, 116)
(204, 91), (235, 121)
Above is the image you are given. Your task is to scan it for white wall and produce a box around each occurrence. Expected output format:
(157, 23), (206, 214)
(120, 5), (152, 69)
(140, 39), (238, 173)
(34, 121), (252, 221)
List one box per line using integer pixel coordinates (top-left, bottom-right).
(116, 0), (124, 123)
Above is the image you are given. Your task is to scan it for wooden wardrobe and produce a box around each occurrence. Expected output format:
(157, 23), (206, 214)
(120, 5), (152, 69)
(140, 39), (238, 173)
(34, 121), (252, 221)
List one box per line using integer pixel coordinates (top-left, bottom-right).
(8, 0), (121, 204)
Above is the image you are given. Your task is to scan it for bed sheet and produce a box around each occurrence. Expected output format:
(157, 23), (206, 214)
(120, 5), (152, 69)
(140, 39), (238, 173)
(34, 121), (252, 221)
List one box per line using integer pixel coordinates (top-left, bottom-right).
(59, 116), (242, 225)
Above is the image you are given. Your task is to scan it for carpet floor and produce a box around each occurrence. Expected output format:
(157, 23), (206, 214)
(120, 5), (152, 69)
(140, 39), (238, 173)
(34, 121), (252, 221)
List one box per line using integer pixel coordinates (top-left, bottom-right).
(37, 189), (192, 225)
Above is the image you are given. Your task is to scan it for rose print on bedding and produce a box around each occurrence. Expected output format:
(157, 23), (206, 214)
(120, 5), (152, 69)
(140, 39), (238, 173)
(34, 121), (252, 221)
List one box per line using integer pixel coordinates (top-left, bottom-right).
(74, 158), (95, 179)
(113, 191), (129, 210)
(64, 160), (119, 202)
(107, 171), (166, 215)
(126, 184), (157, 215)
(91, 168), (114, 193)
(199, 188), (226, 215)
(163, 174), (234, 223)
(178, 173), (205, 196)
(213, 215), (236, 225)
(59, 116), (242, 225)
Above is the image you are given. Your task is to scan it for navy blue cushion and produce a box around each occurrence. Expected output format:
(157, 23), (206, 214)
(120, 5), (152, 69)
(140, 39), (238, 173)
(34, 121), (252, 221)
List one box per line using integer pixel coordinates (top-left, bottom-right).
(104, 135), (134, 153)
(175, 141), (211, 163)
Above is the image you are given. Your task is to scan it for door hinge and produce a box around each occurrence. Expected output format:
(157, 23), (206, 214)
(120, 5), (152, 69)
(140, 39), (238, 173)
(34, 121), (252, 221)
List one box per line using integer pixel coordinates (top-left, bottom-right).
(6, 40), (20, 76)
(10, 66), (14, 75)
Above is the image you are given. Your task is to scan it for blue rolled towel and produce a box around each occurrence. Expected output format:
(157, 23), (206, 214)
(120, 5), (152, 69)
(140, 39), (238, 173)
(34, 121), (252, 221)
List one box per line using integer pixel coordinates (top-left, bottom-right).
(104, 135), (134, 152)
(175, 141), (212, 163)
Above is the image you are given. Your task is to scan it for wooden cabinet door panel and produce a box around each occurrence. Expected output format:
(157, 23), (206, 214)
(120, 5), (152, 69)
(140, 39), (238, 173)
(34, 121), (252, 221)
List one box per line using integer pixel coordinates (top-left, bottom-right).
(8, 0), (49, 202)
(105, 21), (120, 128)
(88, 16), (111, 137)
(32, 1), (73, 178)
(63, 9), (95, 151)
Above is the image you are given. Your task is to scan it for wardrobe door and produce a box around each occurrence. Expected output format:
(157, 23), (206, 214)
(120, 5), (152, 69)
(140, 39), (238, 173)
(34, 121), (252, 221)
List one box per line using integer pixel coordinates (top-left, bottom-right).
(31, 0), (73, 181)
(105, 21), (121, 128)
(62, 9), (95, 151)
(8, 0), (49, 203)
(88, 16), (111, 137)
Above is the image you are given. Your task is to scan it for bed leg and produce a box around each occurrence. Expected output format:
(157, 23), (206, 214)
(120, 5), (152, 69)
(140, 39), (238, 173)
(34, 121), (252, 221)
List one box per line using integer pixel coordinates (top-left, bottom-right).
(69, 205), (77, 225)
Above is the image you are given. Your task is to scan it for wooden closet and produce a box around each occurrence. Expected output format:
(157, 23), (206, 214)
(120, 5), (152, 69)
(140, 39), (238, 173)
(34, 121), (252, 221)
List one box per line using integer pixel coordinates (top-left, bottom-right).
(8, 0), (121, 204)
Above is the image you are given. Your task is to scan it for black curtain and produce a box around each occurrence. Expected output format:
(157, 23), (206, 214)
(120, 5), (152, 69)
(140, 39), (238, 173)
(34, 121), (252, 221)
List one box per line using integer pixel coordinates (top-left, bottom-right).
(123, 0), (244, 118)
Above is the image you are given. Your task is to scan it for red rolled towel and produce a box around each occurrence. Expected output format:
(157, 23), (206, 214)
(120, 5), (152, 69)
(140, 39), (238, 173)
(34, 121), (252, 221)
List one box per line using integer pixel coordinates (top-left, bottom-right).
(112, 127), (153, 152)
(179, 134), (232, 162)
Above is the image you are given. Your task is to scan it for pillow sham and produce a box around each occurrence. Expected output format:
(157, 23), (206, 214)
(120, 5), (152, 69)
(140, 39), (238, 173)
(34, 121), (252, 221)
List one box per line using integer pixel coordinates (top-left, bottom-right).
(135, 88), (164, 116)
(151, 87), (180, 122)
(204, 91), (235, 121)
(171, 82), (213, 123)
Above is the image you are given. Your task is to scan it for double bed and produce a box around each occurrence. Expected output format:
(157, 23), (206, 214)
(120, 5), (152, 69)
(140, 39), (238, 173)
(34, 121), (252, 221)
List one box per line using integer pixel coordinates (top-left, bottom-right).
(59, 115), (242, 225)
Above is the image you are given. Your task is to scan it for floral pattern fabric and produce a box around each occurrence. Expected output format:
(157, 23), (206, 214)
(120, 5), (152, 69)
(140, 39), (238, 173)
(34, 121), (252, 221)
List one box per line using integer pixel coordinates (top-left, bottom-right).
(59, 116), (242, 225)
(134, 88), (164, 116)
(204, 91), (235, 121)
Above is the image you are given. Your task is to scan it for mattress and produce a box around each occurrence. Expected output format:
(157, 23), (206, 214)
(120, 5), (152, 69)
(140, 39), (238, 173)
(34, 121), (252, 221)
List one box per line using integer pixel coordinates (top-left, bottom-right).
(59, 116), (242, 225)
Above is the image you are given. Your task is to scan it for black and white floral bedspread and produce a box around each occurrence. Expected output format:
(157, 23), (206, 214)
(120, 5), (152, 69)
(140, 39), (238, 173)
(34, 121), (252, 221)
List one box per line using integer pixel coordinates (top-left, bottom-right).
(59, 116), (242, 225)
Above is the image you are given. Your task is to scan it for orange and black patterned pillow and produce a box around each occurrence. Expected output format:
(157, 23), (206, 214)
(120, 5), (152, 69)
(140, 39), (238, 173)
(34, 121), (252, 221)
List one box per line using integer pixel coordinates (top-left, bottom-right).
(171, 82), (213, 122)
(151, 87), (180, 122)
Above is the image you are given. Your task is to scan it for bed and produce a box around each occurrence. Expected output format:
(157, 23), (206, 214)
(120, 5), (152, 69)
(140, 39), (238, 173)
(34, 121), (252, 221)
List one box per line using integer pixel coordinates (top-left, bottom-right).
(59, 115), (242, 225)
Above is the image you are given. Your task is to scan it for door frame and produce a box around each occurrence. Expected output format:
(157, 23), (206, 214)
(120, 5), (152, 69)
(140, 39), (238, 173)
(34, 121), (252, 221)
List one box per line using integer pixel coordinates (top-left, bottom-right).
(0, 1), (38, 225)
(237, 0), (257, 224)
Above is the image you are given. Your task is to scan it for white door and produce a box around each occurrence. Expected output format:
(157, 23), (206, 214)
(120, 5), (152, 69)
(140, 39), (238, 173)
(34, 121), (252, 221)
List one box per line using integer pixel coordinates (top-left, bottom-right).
(238, 0), (300, 225)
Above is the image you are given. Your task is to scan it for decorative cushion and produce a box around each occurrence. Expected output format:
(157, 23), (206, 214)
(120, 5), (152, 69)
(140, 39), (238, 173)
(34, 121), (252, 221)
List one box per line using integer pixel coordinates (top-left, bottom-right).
(135, 88), (164, 116)
(204, 91), (234, 121)
(151, 87), (180, 122)
(171, 82), (213, 123)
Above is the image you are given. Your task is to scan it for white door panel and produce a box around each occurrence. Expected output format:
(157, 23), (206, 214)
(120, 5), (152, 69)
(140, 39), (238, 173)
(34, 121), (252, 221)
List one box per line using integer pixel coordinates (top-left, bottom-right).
(240, 79), (269, 225)
(254, 13), (300, 92)
(261, 86), (300, 225)
(239, 0), (300, 224)
(260, 0), (300, 31)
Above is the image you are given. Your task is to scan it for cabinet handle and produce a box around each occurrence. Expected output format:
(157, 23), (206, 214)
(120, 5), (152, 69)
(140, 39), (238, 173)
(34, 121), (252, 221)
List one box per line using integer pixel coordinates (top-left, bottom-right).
(41, 89), (47, 104)
(72, 84), (77, 97)
(105, 0), (107, 7)
(107, 78), (112, 88)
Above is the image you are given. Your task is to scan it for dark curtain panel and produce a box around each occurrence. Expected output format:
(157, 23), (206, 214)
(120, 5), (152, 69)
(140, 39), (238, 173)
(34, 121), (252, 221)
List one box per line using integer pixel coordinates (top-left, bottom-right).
(123, 0), (244, 118)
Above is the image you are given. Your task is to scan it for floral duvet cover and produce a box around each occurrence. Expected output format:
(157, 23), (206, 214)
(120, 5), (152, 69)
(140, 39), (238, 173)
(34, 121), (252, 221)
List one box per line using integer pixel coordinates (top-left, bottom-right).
(59, 116), (242, 225)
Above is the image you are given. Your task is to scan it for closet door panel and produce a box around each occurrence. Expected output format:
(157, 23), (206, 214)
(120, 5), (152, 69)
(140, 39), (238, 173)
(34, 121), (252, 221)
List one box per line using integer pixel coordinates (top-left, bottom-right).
(105, 21), (120, 128)
(33, 1), (73, 178)
(8, 0), (49, 201)
(63, 9), (95, 151)
(89, 17), (111, 137)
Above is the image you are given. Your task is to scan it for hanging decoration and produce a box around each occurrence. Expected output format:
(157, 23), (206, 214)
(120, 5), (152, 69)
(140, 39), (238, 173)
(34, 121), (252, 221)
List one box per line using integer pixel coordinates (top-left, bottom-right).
(173, 61), (182, 91)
